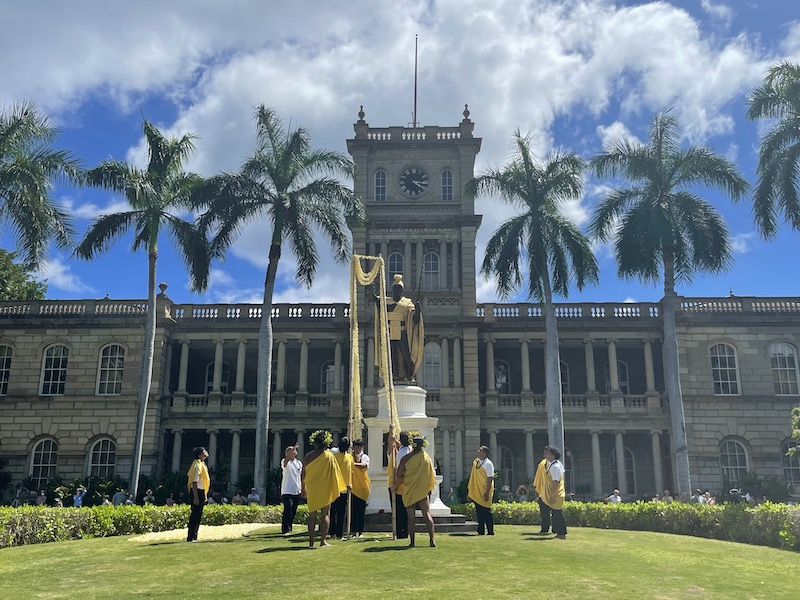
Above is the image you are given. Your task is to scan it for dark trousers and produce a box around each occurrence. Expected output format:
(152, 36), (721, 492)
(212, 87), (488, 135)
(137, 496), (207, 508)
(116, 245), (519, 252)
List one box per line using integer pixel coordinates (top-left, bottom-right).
(330, 492), (348, 537)
(351, 495), (367, 533)
(187, 489), (206, 541)
(538, 497), (552, 533)
(475, 503), (494, 535)
(552, 507), (567, 536)
(389, 490), (408, 538)
(281, 494), (301, 533)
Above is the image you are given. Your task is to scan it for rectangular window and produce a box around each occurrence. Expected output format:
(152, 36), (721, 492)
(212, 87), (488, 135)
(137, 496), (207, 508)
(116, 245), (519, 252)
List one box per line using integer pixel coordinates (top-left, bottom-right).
(0, 346), (11, 395)
(771, 343), (799, 395)
(711, 344), (739, 395)
(442, 169), (453, 201)
(97, 345), (125, 395)
(41, 345), (69, 396)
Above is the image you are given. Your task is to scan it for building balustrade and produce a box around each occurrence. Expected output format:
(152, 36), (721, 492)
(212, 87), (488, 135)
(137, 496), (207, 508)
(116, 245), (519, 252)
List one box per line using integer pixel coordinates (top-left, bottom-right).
(479, 392), (666, 415)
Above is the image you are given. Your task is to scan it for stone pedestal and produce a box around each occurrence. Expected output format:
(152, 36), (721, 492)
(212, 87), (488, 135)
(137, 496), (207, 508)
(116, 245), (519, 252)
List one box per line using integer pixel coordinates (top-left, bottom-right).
(364, 385), (451, 517)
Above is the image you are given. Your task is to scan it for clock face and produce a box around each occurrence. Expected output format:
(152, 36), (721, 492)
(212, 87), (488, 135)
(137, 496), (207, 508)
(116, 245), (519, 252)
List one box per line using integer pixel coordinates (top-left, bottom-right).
(399, 167), (429, 197)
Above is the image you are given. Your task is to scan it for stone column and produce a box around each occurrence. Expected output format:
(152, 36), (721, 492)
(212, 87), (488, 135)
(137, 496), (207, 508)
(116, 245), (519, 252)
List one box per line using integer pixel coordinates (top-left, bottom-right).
(442, 428), (451, 491)
(454, 429), (464, 484)
(333, 340), (342, 393)
(416, 240), (424, 287)
(440, 337), (449, 389)
(607, 340), (620, 393)
(439, 240), (448, 290)
(366, 337), (375, 387)
(584, 338), (596, 393)
(651, 429), (664, 494)
(403, 239), (412, 285)
(298, 338), (308, 393)
(296, 429), (305, 457)
(207, 429), (218, 469)
(590, 430), (602, 498)
(452, 241), (460, 290)
(644, 339), (656, 394)
(234, 339), (247, 393)
(380, 241), (388, 262)
(272, 430), (282, 469)
(524, 429), (535, 480)
(276, 339), (286, 392)
(485, 338), (495, 394)
(520, 339), (531, 392)
(614, 430), (627, 495)
(230, 429), (241, 486)
(212, 339), (224, 393)
(171, 429), (183, 472)
(453, 338), (462, 388)
(488, 430), (499, 464)
(369, 241), (376, 257)
(177, 341), (190, 393)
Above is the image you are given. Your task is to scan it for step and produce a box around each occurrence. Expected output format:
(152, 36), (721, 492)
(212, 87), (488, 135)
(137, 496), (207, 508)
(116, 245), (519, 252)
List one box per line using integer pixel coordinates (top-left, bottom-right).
(363, 512), (478, 534)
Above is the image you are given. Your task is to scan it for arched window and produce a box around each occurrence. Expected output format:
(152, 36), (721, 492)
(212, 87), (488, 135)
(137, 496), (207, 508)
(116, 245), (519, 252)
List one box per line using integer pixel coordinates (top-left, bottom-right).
(719, 439), (748, 483)
(387, 252), (404, 287)
(710, 342), (740, 395)
(204, 361), (230, 394)
(782, 440), (800, 487)
(423, 342), (441, 390)
(41, 344), (69, 395)
(97, 344), (125, 395)
(423, 251), (439, 291)
(441, 169), (453, 201)
(494, 360), (510, 394)
(560, 360), (570, 395)
(770, 342), (799, 395)
(0, 344), (12, 395)
(30, 438), (58, 491)
(609, 447), (637, 496)
(374, 169), (387, 202)
(320, 360), (342, 394)
(604, 360), (630, 394)
(89, 438), (117, 479)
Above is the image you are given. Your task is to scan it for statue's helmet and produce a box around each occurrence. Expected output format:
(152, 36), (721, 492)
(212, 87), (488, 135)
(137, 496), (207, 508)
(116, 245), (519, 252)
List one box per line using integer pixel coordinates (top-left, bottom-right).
(393, 274), (404, 289)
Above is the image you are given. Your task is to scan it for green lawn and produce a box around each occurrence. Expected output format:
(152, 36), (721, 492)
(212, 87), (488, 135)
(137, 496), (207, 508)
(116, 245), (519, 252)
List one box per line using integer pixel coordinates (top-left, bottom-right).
(0, 525), (795, 599)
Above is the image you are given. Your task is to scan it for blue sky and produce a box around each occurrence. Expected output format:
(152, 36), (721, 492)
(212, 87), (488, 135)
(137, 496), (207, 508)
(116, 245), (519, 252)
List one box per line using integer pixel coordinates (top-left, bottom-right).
(2, 0), (800, 306)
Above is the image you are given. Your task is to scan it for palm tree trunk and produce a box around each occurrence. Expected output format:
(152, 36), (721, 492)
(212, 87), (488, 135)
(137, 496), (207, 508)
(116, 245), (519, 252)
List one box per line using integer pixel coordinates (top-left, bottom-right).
(662, 248), (691, 496)
(254, 242), (280, 504)
(129, 248), (158, 501)
(542, 276), (565, 454)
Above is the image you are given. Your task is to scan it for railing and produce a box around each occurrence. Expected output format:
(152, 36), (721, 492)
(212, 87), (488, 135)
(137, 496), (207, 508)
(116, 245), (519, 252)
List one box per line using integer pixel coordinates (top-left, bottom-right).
(361, 125), (465, 142)
(477, 302), (661, 321)
(479, 393), (666, 414)
(170, 303), (349, 322)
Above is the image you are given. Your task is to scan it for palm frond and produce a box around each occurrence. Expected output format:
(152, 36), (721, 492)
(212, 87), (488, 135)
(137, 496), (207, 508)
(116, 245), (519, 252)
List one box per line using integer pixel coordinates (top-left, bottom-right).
(74, 211), (141, 259)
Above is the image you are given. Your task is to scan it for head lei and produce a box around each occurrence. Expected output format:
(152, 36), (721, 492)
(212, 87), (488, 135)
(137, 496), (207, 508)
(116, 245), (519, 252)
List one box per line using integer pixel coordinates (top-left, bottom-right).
(406, 430), (428, 447)
(309, 430), (333, 448)
(393, 274), (404, 289)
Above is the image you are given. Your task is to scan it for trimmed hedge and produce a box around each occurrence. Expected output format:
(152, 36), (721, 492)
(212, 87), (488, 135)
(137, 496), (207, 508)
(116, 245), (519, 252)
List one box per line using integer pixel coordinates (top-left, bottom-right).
(452, 501), (800, 551)
(2, 501), (798, 551)
(0, 504), (300, 549)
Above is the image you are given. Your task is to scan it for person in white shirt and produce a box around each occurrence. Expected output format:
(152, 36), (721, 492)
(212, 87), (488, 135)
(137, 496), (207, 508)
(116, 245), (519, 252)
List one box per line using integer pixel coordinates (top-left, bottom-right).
(388, 427), (412, 539)
(247, 488), (261, 505)
(351, 439), (371, 536)
(544, 446), (568, 539)
(280, 444), (303, 534)
(606, 489), (622, 503)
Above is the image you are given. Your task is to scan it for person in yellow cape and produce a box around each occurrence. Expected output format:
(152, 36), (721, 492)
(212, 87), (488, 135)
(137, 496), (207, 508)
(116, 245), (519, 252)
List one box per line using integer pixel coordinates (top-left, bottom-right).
(374, 274), (424, 384)
(532, 447), (551, 534)
(387, 427), (412, 539)
(186, 446), (210, 542)
(396, 436), (436, 548)
(330, 437), (354, 539)
(467, 445), (495, 535)
(541, 446), (567, 539)
(351, 438), (371, 537)
(301, 430), (346, 548)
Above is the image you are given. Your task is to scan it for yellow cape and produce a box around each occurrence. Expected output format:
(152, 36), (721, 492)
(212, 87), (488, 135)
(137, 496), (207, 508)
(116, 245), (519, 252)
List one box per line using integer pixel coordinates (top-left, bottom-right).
(305, 450), (346, 512)
(334, 451), (353, 491)
(186, 459), (210, 492)
(467, 459), (494, 508)
(533, 458), (548, 497)
(399, 450), (435, 507)
(352, 456), (371, 501)
(541, 460), (565, 510)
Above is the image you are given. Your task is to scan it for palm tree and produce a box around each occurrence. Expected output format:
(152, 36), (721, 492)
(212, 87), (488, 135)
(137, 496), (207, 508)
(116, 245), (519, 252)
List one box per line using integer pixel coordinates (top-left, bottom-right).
(194, 105), (365, 503)
(589, 110), (749, 496)
(75, 121), (211, 501)
(466, 131), (599, 455)
(746, 61), (800, 237)
(0, 101), (81, 268)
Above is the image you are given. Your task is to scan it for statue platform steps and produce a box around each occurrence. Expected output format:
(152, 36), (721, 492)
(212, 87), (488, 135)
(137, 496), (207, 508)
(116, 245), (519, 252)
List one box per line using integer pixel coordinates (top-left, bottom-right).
(364, 512), (477, 533)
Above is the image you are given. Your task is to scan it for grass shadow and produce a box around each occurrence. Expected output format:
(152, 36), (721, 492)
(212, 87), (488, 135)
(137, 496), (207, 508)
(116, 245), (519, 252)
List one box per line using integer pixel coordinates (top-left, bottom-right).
(362, 545), (414, 553)
(256, 546), (310, 553)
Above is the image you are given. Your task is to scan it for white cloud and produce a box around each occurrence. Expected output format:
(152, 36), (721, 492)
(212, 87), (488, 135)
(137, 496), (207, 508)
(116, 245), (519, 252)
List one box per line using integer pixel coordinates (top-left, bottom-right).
(624, 296), (637, 303)
(730, 232), (756, 254)
(700, 0), (734, 27)
(62, 196), (131, 220)
(36, 256), (94, 294)
(596, 121), (640, 150)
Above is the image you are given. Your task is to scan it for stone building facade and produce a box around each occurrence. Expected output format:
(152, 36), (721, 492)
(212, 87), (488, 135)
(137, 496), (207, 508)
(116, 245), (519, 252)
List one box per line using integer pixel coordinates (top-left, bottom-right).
(0, 109), (798, 501)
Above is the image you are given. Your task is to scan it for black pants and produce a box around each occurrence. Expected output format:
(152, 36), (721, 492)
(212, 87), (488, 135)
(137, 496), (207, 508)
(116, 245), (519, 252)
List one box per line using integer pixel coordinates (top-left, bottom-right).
(281, 494), (301, 533)
(330, 492), (348, 537)
(551, 507), (567, 536)
(538, 497), (551, 533)
(389, 490), (408, 538)
(475, 503), (494, 535)
(187, 489), (206, 541)
(351, 495), (367, 533)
